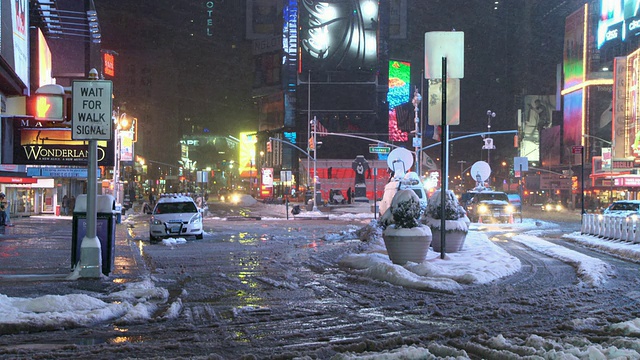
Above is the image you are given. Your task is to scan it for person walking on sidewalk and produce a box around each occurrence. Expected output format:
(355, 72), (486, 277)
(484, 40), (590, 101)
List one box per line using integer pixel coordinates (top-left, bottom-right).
(61, 195), (69, 216)
(0, 193), (12, 226)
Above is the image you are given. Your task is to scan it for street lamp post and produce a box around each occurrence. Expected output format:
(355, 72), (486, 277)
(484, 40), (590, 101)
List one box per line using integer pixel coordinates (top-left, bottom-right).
(486, 110), (496, 183)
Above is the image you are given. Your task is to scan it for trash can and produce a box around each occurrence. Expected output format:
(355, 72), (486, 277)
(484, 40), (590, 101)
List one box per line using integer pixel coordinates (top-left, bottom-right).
(55, 205), (61, 216)
(71, 194), (117, 276)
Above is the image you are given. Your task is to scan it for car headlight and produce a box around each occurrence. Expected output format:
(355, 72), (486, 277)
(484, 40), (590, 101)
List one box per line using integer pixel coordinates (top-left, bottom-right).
(506, 205), (515, 214)
(545, 204), (552, 211)
(555, 204), (562, 211)
(220, 195), (226, 202)
(151, 218), (163, 225)
(231, 194), (241, 204)
(478, 204), (489, 214)
(190, 214), (202, 224)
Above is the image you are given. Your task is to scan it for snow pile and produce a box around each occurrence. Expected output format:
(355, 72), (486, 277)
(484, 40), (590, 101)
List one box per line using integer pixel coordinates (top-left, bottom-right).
(0, 277), (175, 332)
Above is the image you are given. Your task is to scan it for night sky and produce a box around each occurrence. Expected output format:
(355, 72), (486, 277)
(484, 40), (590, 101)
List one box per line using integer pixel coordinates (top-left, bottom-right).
(92, 0), (577, 173)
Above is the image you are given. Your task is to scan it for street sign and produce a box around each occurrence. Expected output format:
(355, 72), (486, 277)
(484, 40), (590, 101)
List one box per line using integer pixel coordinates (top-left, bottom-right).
(369, 146), (391, 154)
(71, 80), (113, 140)
(571, 145), (583, 154)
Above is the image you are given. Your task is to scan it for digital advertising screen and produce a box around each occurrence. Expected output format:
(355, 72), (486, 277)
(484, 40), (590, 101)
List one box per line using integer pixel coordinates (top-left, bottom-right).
(388, 60), (410, 142)
(597, 0), (640, 49)
(299, 0), (378, 72)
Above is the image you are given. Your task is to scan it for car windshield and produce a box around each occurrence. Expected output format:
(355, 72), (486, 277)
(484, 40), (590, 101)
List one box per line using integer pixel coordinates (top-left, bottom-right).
(155, 202), (197, 214)
(476, 193), (509, 202)
(411, 188), (424, 199)
(608, 202), (640, 212)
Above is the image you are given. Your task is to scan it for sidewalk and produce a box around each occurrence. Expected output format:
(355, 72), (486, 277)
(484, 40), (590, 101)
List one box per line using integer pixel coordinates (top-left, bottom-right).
(0, 215), (147, 298)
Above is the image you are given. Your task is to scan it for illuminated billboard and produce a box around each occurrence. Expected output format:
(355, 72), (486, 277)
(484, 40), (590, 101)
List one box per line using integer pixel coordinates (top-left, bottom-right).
(299, 0), (378, 72)
(627, 49), (640, 158)
(597, 0), (640, 49)
(8, 118), (114, 166)
(521, 95), (555, 163)
(1, 0), (29, 91)
(388, 60), (410, 142)
(239, 132), (257, 178)
(564, 5), (587, 90)
(563, 90), (584, 162)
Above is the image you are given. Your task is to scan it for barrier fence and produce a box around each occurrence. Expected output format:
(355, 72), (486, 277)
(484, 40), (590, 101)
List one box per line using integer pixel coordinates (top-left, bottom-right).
(581, 214), (640, 242)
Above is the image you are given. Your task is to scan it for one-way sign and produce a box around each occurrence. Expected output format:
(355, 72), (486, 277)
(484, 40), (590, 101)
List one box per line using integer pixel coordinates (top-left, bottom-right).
(72, 80), (113, 140)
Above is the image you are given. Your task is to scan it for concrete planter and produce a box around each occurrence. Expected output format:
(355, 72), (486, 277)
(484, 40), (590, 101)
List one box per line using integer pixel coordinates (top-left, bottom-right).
(382, 226), (432, 265)
(430, 228), (468, 253)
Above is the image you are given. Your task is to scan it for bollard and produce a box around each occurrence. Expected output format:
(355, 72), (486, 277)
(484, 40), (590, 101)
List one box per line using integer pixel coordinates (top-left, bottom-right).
(581, 214), (589, 234)
(596, 215), (604, 238)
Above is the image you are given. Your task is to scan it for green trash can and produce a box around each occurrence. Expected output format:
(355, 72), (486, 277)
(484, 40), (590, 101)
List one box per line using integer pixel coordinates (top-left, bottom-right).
(71, 194), (117, 276)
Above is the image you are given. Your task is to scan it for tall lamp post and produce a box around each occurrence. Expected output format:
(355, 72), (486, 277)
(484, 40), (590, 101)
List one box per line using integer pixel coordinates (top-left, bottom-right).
(486, 110), (496, 180)
(583, 134), (614, 205)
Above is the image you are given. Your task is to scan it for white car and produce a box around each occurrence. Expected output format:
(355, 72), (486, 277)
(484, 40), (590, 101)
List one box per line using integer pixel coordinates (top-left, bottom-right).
(378, 172), (427, 217)
(149, 195), (204, 242)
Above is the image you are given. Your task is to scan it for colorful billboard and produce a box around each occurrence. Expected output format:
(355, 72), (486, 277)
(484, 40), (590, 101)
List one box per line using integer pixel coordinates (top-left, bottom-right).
(563, 90), (584, 163)
(388, 60), (410, 142)
(299, 0), (378, 72)
(564, 5), (587, 90)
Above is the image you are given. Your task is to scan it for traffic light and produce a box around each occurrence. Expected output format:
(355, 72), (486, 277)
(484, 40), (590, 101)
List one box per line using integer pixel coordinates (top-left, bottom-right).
(267, 140), (272, 152)
(30, 84), (65, 121)
(31, 94), (64, 121)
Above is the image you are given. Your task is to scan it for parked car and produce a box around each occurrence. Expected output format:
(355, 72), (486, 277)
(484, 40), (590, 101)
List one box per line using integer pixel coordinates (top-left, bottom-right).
(603, 200), (640, 217)
(465, 190), (515, 223)
(149, 194), (204, 242)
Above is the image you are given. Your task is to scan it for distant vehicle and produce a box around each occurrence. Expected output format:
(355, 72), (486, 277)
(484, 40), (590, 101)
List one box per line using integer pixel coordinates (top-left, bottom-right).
(507, 194), (522, 213)
(465, 190), (515, 223)
(379, 172), (427, 217)
(329, 189), (346, 204)
(603, 200), (640, 217)
(149, 194), (204, 242)
(541, 200), (564, 212)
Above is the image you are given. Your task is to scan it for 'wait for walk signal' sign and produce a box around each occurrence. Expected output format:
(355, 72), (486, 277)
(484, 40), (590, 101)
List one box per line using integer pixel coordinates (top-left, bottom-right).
(71, 80), (113, 141)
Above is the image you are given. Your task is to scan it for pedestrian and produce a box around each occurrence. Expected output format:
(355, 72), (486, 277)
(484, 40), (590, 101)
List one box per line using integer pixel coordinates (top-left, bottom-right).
(346, 187), (352, 204)
(0, 193), (8, 226)
(69, 195), (76, 214)
(61, 195), (69, 216)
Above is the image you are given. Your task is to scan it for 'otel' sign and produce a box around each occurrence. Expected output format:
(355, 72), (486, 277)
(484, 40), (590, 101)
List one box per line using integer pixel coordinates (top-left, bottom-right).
(72, 80), (113, 140)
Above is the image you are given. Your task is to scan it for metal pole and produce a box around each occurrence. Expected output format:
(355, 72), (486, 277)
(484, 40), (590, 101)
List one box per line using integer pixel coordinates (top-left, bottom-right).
(313, 116), (318, 211)
(440, 57), (447, 259)
(307, 70), (311, 192)
(519, 164), (523, 223)
(412, 88), (422, 173)
(79, 71), (102, 278)
(581, 145), (585, 217)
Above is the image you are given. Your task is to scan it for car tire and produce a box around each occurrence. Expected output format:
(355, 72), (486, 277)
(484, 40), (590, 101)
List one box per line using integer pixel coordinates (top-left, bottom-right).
(150, 234), (158, 243)
(196, 233), (203, 240)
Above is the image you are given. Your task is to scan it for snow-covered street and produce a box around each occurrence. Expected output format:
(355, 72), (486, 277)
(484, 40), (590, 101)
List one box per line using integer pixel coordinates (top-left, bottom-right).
(1, 204), (640, 359)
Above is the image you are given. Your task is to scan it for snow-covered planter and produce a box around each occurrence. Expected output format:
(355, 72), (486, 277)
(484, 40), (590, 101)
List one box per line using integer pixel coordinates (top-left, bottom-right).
(423, 189), (469, 252)
(380, 189), (432, 265)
